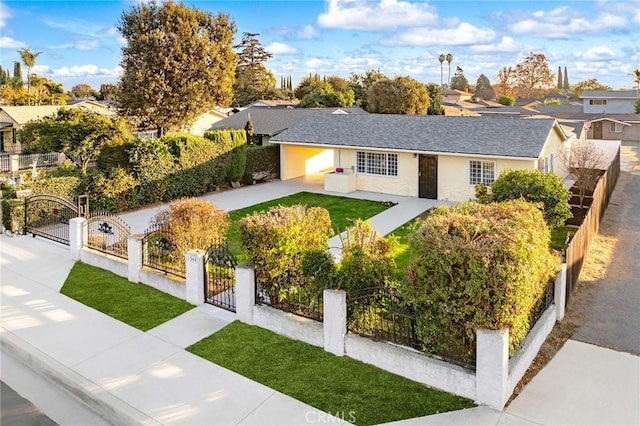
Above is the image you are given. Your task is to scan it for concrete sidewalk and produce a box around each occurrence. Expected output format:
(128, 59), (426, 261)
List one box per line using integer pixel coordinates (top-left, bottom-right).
(0, 236), (349, 425)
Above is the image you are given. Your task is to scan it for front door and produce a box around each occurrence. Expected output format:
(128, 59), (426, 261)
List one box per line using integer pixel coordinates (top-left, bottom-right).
(418, 155), (437, 199)
(593, 122), (602, 139)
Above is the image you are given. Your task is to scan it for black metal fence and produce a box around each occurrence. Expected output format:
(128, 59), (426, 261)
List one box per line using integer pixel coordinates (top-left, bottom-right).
(255, 271), (324, 322)
(141, 223), (186, 278)
(205, 240), (237, 312)
(529, 278), (555, 328)
(86, 212), (131, 259)
(24, 194), (78, 245)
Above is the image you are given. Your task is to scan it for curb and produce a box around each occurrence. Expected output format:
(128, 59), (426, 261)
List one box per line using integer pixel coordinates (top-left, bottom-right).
(0, 330), (160, 426)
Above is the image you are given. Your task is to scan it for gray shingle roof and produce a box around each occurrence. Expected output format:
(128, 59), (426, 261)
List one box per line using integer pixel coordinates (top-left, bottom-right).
(580, 90), (639, 99)
(208, 106), (367, 136)
(270, 114), (559, 159)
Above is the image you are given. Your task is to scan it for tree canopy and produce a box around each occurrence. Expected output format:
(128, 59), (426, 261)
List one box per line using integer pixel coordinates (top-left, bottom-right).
(117, 1), (236, 136)
(18, 108), (132, 174)
(474, 74), (494, 100)
(232, 32), (280, 106)
(367, 76), (429, 115)
(571, 79), (612, 97)
(449, 71), (469, 91)
(348, 69), (387, 110)
(295, 75), (355, 108)
(425, 83), (444, 115)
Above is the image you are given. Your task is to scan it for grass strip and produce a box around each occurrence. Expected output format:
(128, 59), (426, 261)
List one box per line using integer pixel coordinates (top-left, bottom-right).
(60, 262), (193, 331)
(187, 321), (474, 425)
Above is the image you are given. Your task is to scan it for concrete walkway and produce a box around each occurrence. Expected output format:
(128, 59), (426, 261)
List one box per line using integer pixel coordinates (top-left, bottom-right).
(0, 236), (349, 425)
(118, 175), (448, 236)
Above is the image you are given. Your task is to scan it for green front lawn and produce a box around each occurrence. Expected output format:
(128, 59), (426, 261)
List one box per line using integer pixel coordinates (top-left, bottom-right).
(551, 226), (572, 251)
(390, 211), (431, 278)
(187, 321), (474, 425)
(226, 191), (390, 258)
(60, 262), (193, 331)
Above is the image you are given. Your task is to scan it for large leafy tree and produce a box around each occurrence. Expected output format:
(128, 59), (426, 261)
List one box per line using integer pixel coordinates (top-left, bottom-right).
(117, 1), (236, 136)
(18, 47), (43, 105)
(70, 83), (98, 99)
(367, 76), (429, 115)
(296, 75), (355, 108)
(18, 108), (131, 174)
(233, 32), (279, 106)
(512, 52), (554, 97)
(571, 79), (612, 97)
(449, 70), (469, 91)
(474, 74), (494, 100)
(348, 69), (387, 110)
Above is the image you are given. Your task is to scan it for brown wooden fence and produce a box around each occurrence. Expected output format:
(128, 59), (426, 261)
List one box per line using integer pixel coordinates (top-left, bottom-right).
(564, 147), (620, 305)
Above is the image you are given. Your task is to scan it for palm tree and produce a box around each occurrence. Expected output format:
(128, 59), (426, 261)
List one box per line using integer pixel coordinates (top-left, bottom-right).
(631, 69), (640, 95)
(17, 46), (43, 106)
(446, 53), (453, 87)
(438, 54), (445, 87)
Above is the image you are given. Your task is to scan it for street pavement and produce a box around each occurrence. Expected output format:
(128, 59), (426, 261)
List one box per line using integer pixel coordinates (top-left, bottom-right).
(1, 380), (57, 426)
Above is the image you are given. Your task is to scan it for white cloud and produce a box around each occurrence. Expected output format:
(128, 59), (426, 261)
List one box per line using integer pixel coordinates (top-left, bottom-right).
(48, 64), (122, 78)
(470, 37), (523, 53)
(383, 23), (495, 46)
(577, 46), (617, 61)
(0, 36), (26, 49)
(75, 40), (100, 51)
(508, 9), (627, 39)
(317, 0), (438, 31)
(298, 25), (320, 40)
(266, 42), (298, 55)
(0, 1), (11, 29)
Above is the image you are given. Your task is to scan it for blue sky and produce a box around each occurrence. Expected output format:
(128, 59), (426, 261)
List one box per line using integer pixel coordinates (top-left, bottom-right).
(1, 0), (639, 91)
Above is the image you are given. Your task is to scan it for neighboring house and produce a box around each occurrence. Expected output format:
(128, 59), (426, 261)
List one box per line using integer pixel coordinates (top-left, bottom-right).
(270, 114), (570, 202)
(66, 98), (116, 116)
(0, 106), (63, 153)
(442, 89), (473, 104)
(208, 106), (367, 145)
(180, 110), (227, 137)
(247, 99), (300, 109)
(581, 90), (638, 114)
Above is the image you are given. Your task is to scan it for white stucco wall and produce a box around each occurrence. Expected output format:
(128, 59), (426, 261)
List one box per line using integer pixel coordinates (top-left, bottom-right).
(336, 149), (419, 197)
(438, 155), (536, 202)
(80, 249), (129, 279)
(252, 305), (324, 348)
(538, 126), (571, 180)
(583, 98), (635, 114)
(280, 145), (334, 180)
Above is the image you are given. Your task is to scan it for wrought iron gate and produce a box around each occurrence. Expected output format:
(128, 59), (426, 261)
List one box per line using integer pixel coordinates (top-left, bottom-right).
(24, 194), (81, 245)
(86, 212), (131, 259)
(205, 241), (237, 312)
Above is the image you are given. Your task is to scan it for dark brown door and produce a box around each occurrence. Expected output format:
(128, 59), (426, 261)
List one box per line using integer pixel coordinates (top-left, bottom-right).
(593, 122), (602, 139)
(419, 155), (437, 199)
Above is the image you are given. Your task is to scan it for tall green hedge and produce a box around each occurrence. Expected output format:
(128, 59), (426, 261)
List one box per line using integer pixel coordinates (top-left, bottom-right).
(1, 199), (25, 233)
(204, 129), (248, 183)
(243, 144), (280, 184)
(28, 176), (81, 199)
(403, 200), (558, 363)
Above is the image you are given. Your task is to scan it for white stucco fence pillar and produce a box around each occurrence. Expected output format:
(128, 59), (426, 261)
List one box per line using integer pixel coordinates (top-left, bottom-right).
(323, 289), (346, 356)
(185, 249), (206, 305)
(235, 264), (255, 324)
(10, 154), (19, 173)
(555, 263), (567, 322)
(127, 234), (143, 283)
(476, 328), (509, 409)
(68, 217), (86, 261)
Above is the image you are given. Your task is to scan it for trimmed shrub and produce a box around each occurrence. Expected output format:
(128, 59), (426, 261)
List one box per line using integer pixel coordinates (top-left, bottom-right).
(243, 144), (280, 184)
(476, 169), (571, 228)
(81, 169), (140, 212)
(27, 176), (81, 199)
(498, 94), (515, 106)
(97, 140), (134, 172)
(403, 200), (558, 363)
(204, 129), (248, 184)
(129, 137), (175, 204)
(335, 220), (398, 293)
(153, 198), (229, 259)
(239, 205), (333, 303)
(1, 199), (25, 233)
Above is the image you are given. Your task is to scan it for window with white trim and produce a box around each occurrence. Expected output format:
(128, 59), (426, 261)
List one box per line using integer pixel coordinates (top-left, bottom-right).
(589, 99), (607, 105)
(469, 160), (495, 185)
(610, 122), (623, 133)
(356, 151), (398, 176)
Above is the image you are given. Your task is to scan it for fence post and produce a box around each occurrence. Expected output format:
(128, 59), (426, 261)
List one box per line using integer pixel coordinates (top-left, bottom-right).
(476, 329), (509, 409)
(323, 289), (346, 356)
(10, 154), (19, 173)
(555, 263), (567, 321)
(69, 217), (86, 261)
(185, 249), (205, 305)
(235, 264), (255, 324)
(127, 234), (143, 283)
